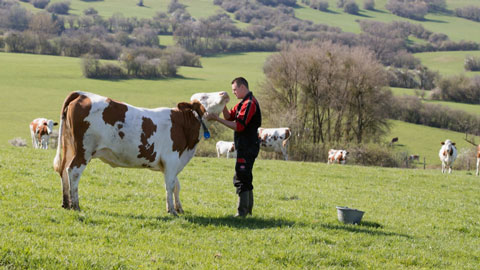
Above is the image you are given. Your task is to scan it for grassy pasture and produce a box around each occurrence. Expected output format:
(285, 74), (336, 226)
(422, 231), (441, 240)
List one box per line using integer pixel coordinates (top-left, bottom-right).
(0, 51), (271, 147)
(0, 145), (479, 269)
(294, 0), (480, 43)
(388, 120), (479, 166)
(392, 88), (480, 115)
(415, 50), (480, 77)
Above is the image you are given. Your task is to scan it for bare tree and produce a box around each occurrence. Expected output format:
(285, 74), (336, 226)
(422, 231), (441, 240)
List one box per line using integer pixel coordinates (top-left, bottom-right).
(261, 42), (392, 145)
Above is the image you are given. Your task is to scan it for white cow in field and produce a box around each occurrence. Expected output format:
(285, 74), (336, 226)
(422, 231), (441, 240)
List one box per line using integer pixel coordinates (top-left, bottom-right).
(53, 91), (229, 215)
(258, 127), (291, 160)
(29, 118), (58, 149)
(327, 149), (349, 164)
(475, 145), (480, 176)
(216, 140), (236, 158)
(439, 139), (457, 174)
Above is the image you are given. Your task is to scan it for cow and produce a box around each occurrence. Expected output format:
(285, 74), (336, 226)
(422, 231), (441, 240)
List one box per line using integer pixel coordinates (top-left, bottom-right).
(439, 139), (457, 174)
(408, 155), (420, 161)
(29, 118), (58, 149)
(257, 127), (291, 160)
(53, 90), (229, 216)
(476, 145), (480, 176)
(327, 149), (349, 164)
(216, 140), (236, 158)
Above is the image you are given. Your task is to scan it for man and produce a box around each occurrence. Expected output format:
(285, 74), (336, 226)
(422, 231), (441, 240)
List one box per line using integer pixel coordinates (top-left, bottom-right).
(206, 77), (261, 217)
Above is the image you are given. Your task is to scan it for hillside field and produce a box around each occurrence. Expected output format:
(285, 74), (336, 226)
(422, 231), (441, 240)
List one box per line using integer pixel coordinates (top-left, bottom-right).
(0, 145), (479, 269)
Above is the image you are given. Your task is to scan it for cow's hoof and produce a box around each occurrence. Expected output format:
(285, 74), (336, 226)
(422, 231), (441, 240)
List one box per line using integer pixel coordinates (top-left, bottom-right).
(175, 206), (184, 214)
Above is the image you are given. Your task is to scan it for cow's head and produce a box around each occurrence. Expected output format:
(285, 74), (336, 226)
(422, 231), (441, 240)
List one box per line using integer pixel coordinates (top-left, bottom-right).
(441, 140), (456, 156)
(46, 119), (58, 135)
(191, 91), (230, 120)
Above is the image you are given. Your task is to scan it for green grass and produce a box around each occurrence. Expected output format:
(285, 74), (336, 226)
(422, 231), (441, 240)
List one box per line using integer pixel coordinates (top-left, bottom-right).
(415, 50), (480, 77)
(0, 51), (271, 147)
(391, 87), (480, 114)
(294, 0), (480, 43)
(0, 145), (479, 269)
(387, 120), (479, 164)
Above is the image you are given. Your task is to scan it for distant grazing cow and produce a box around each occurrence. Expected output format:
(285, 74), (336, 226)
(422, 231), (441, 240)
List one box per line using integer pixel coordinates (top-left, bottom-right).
(216, 141), (236, 158)
(53, 91), (229, 215)
(439, 139), (457, 174)
(327, 149), (349, 164)
(409, 155), (420, 161)
(258, 127), (291, 160)
(476, 145), (480, 176)
(29, 118), (58, 149)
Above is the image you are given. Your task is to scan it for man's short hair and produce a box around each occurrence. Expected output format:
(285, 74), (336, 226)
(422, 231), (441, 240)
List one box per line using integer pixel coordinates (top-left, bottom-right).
(232, 77), (249, 90)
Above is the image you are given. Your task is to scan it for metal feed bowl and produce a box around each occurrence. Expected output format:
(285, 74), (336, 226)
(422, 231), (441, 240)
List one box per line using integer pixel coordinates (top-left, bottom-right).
(336, 206), (365, 224)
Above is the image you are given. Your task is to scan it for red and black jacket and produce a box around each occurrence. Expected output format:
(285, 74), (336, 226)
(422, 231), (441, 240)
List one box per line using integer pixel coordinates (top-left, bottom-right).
(227, 92), (262, 155)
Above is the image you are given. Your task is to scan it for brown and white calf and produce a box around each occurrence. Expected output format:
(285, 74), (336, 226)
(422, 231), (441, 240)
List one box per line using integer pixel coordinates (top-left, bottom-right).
(439, 139), (457, 174)
(53, 91), (229, 215)
(216, 140), (236, 158)
(327, 149), (349, 164)
(258, 127), (291, 160)
(29, 118), (58, 149)
(476, 145), (480, 176)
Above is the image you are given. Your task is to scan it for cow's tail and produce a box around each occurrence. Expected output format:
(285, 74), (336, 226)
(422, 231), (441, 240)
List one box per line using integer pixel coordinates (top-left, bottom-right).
(282, 128), (292, 148)
(53, 92), (82, 173)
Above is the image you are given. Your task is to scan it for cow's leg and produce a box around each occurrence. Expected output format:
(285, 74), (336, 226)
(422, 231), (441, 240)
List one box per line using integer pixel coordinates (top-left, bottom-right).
(67, 164), (86, 211)
(476, 158), (480, 176)
(173, 176), (184, 214)
(217, 148), (220, 158)
(60, 167), (71, 209)
(441, 162), (445, 173)
(163, 169), (178, 216)
(448, 165), (452, 174)
(282, 147), (288, 161)
(30, 130), (36, 148)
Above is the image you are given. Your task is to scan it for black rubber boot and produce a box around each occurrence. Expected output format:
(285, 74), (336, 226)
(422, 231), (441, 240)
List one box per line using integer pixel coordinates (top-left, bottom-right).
(234, 191), (249, 218)
(247, 190), (253, 215)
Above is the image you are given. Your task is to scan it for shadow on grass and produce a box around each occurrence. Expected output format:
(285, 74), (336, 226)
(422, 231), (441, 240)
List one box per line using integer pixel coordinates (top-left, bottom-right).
(94, 210), (297, 229)
(184, 215), (298, 229)
(319, 222), (412, 238)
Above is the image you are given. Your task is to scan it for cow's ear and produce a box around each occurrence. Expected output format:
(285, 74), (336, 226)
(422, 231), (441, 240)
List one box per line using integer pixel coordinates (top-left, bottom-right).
(191, 100), (206, 117)
(177, 102), (192, 112)
(452, 142), (456, 145)
(441, 142), (445, 145)
(53, 122), (58, 126)
(346, 151), (349, 155)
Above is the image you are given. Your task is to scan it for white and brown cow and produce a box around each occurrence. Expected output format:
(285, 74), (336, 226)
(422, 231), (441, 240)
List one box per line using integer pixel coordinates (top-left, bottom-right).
(327, 149), (349, 164)
(258, 127), (291, 161)
(439, 139), (457, 174)
(29, 118), (58, 149)
(216, 140), (236, 158)
(476, 145), (480, 176)
(53, 91), (229, 215)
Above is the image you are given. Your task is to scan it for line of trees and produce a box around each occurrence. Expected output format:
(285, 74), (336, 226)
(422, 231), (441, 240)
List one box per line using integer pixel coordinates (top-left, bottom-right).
(261, 42), (392, 146)
(455, 6), (480, 22)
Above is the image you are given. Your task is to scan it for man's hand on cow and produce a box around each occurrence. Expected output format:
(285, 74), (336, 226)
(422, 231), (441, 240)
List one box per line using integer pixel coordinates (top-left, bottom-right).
(205, 112), (219, 121)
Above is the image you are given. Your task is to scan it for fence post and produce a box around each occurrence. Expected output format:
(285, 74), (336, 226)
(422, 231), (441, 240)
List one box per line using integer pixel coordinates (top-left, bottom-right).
(423, 157), (426, 170)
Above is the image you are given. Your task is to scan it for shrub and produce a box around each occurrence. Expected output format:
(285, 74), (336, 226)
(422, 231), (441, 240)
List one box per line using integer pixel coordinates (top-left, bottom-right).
(432, 75), (480, 104)
(310, 0), (328, 11)
(386, 0), (428, 20)
(344, 1), (359, 15)
(464, 55), (480, 71)
(348, 144), (407, 168)
(32, 0), (49, 9)
(455, 6), (480, 22)
(46, 1), (70, 15)
(363, 0), (374, 10)
(82, 55), (127, 79)
(83, 7), (98, 16)
(9, 137), (27, 147)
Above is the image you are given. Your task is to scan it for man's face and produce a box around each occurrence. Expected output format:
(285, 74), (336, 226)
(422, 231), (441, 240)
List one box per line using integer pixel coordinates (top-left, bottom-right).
(232, 82), (246, 99)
